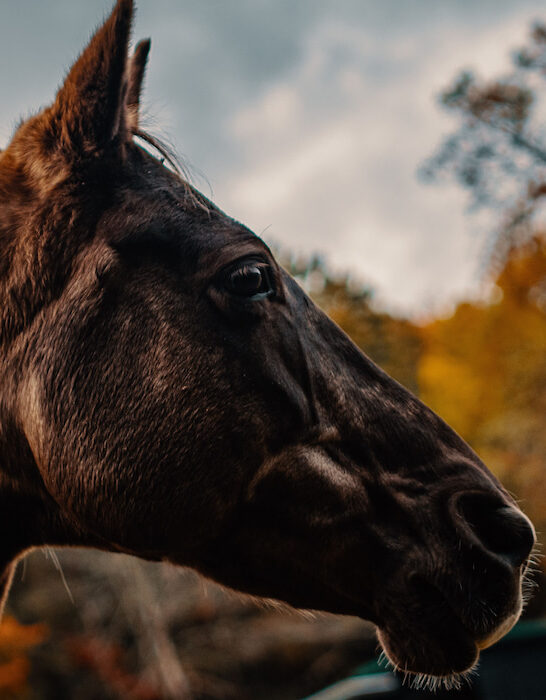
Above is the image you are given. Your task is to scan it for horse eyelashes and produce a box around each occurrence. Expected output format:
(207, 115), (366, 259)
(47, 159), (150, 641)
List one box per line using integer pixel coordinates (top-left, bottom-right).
(225, 262), (274, 300)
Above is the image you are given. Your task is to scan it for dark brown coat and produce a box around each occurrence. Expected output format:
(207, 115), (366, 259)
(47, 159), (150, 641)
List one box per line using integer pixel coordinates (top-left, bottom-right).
(0, 0), (536, 685)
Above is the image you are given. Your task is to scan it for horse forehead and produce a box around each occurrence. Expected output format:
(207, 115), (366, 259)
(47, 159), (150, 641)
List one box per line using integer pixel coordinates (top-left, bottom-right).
(103, 187), (267, 260)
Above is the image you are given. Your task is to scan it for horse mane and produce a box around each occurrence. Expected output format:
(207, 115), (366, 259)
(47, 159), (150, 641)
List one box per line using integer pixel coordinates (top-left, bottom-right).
(131, 128), (188, 180)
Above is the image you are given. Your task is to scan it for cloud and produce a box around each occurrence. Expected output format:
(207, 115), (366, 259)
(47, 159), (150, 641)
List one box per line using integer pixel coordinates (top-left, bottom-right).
(2, 0), (545, 316)
(212, 7), (544, 316)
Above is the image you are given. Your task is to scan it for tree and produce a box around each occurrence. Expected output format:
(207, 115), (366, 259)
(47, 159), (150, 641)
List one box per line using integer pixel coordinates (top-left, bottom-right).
(419, 234), (546, 542)
(421, 23), (546, 265)
(420, 19), (546, 568)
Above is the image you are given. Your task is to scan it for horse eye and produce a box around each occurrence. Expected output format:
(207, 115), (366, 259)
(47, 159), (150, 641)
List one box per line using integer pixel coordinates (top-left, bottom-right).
(225, 263), (273, 299)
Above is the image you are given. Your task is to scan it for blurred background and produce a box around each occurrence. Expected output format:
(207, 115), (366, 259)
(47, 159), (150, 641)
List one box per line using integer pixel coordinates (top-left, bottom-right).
(0, 1), (545, 698)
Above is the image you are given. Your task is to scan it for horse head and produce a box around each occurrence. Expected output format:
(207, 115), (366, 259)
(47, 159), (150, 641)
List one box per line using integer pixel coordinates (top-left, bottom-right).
(0, 0), (535, 684)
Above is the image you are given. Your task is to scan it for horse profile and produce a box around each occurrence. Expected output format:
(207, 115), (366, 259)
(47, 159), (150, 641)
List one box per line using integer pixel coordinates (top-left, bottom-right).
(0, 0), (536, 687)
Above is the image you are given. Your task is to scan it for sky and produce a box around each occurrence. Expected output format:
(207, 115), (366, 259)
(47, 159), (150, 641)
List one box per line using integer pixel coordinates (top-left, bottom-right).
(1, 0), (545, 317)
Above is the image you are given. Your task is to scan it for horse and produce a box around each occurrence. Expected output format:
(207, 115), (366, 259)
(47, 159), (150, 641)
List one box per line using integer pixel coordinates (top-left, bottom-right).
(0, 0), (536, 688)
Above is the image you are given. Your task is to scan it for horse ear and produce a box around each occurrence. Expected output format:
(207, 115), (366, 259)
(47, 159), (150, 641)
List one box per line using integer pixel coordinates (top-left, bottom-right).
(49, 0), (134, 155)
(126, 39), (151, 131)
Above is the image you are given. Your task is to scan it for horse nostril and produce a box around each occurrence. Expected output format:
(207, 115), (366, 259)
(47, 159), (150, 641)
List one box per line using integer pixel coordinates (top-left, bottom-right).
(457, 493), (536, 568)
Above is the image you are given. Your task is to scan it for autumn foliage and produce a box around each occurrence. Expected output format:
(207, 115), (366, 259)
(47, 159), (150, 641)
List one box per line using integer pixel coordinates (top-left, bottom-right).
(419, 235), (546, 536)
(419, 19), (546, 545)
(0, 616), (47, 697)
